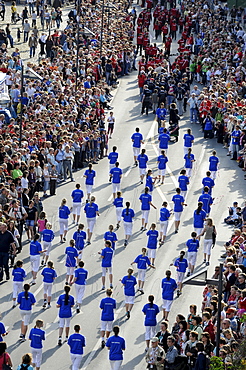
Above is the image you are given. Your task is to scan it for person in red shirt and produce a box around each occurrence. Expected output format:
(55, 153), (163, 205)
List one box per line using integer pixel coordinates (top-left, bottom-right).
(170, 21), (177, 40)
(162, 23), (168, 43)
(136, 33), (144, 55)
(202, 312), (215, 343)
(138, 71), (146, 95)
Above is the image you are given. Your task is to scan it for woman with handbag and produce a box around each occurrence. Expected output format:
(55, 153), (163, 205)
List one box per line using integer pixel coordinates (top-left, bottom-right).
(0, 342), (12, 370)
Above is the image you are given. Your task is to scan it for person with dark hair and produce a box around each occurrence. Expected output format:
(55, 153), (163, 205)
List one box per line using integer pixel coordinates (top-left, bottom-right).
(183, 128), (194, 155)
(193, 202), (206, 239)
(178, 169), (189, 201)
(121, 268), (137, 319)
(187, 305), (197, 330)
(198, 186), (213, 217)
(201, 332), (214, 356)
(122, 201), (135, 247)
(172, 251), (188, 296)
(110, 162), (123, 200)
(67, 324), (86, 370)
(30, 233), (46, 286)
(83, 163), (96, 202)
(159, 202), (171, 246)
(131, 127), (144, 166)
(84, 196), (100, 245)
(137, 148), (148, 184)
(131, 247), (155, 294)
(185, 331), (199, 369)
(191, 316), (203, 340)
(157, 149), (168, 184)
(208, 150), (219, 181)
(17, 353), (33, 369)
(186, 232), (200, 276)
(172, 188), (185, 234)
(0, 342), (12, 369)
(17, 283), (36, 342)
(99, 240), (114, 290)
(161, 270), (177, 320)
(73, 261), (88, 314)
(56, 285), (75, 346)
(12, 259), (26, 308)
(194, 342), (207, 370)
(202, 171), (214, 196)
(0, 222), (15, 281)
(165, 336), (178, 368)
(29, 319), (45, 370)
(106, 326), (125, 369)
(100, 288), (116, 349)
(113, 191), (124, 229)
(108, 146), (118, 181)
(156, 321), (170, 352)
(139, 187), (156, 231)
(142, 295), (160, 351)
(71, 183), (84, 225)
(41, 260), (57, 309)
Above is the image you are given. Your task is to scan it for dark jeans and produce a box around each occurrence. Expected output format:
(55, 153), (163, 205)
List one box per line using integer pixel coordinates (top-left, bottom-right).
(50, 179), (57, 195)
(0, 252), (9, 280)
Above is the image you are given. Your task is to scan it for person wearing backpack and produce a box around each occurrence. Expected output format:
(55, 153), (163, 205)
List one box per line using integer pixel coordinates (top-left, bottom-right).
(17, 353), (33, 369)
(194, 342), (209, 370)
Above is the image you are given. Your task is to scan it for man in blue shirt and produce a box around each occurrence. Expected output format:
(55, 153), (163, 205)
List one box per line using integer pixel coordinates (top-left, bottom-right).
(139, 187), (156, 231)
(106, 326), (125, 369)
(198, 186), (213, 216)
(68, 324), (86, 370)
(131, 127), (144, 166)
(202, 171), (214, 195)
(161, 270), (177, 320)
(71, 183), (84, 225)
(137, 148), (148, 184)
(186, 231), (200, 276)
(131, 248), (155, 294)
(100, 288), (116, 348)
(110, 162), (123, 200)
(108, 146), (118, 181)
(208, 150), (219, 180)
(158, 128), (170, 156)
(172, 188), (185, 233)
(100, 241), (114, 290)
(231, 125), (241, 160)
(73, 261), (88, 313)
(104, 225), (118, 252)
(155, 103), (167, 128)
(178, 169), (189, 200)
(157, 150), (168, 184)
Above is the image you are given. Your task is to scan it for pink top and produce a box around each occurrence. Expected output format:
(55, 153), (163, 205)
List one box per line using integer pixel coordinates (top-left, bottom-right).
(37, 219), (47, 232)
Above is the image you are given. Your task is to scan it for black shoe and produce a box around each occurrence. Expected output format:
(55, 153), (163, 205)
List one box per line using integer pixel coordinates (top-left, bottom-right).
(101, 340), (105, 349)
(42, 302), (47, 309)
(126, 311), (130, 319)
(187, 272), (191, 277)
(58, 338), (62, 346)
(76, 308), (80, 314)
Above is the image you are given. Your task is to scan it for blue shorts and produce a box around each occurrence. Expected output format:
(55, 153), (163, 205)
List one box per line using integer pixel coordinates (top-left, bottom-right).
(26, 220), (35, 227)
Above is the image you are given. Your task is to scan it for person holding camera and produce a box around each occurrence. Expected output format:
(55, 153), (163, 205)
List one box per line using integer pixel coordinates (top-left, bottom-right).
(145, 337), (165, 370)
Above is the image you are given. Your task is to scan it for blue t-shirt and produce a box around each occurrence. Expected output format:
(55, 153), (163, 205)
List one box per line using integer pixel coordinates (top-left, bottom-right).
(68, 333), (86, 355)
(74, 268), (88, 285)
(106, 335), (125, 361)
(101, 247), (113, 267)
(42, 229), (54, 243)
(202, 177), (214, 194)
(65, 247), (78, 267)
(193, 209), (206, 228)
(108, 151), (118, 165)
(231, 130), (241, 145)
(12, 267), (26, 282)
(104, 231), (118, 250)
(146, 175), (154, 192)
(184, 153), (195, 169)
(161, 277), (177, 300)
(57, 293), (75, 318)
(139, 193), (152, 211)
(131, 132), (143, 148)
(156, 107), (167, 119)
(29, 327), (45, 349)
(159, 133), (170, 149)
(114, 197), (123, 208)
(146, 229), (158, 249)
(134, 254), (151, 269)
(172, 194), (184, 212)
(137, 153), (148, 168)
(160, 207), (170, 221)
(186, 238), (200, 252)
(73, 230), (86, 250)
(142, 303), (160, 326)
(178, 175), (189, 191)
(100, 297), (116, 321)
(110, 167), (122, 184)
(183, 133), (194, 147)
(30, 241), (42, 256)
(41, 267), (57, 283)
(71, 189), (84, 203)
(122, 275), (137, 296)
(174, 257), (188, 273)
(209, 156), (219, 171)
(158, 155), (168, 169)
(204, 118), (213, 131)
(198, 193), (213, 214)
(122, 208), (135, 222)
(84, 202), (99, 218)
(0, 322), (6, 342)
(17, 291), (36, 310)
(84, 169), (96, 185)
(59, 205), (70, 219)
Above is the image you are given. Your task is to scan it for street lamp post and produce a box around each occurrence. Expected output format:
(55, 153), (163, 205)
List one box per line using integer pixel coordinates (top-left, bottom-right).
(19, 63), (24, 145)
(75, 0), (80, 92)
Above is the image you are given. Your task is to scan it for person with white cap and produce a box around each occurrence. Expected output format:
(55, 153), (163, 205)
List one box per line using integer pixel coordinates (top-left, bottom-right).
(145, 337), (165, 369)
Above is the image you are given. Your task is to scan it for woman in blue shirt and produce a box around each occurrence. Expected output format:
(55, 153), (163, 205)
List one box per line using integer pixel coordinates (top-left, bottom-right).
(193, 202), (206, 239)
(12, 259), (26, 308)
(122, 202), (135, 247)
(183, 128), (194, 155)
(29, 319), (45, 370)
(142, 295), (159, 350)
(172, 251), (188, 297)
(65, 239), (79, 285)
(178, 169), (189, 200)
(41, 222), (55, 266)
(30, 234), (45, 285)
(186, 231), (200, 276)
(106, 326), (125, 369)
(131, 248), (155, 294)
(17, 283), (36, 342)
(159, 201), (171, 246)
(113, 191), (124, 229)
(137, 148), (148, 184)
(57, 285), (75, 346)
(161, 270), (177, 320)
(104, 224), (118, 254)
(41, 260), (57, 309)
(208, 150), (219, 180)
(184, 148), (196, 178)
(73, 261), (88, 313)
(83, 163), (96, 201)
(73, 223), (86, 261)
(59, 198), (71, 243)
(84, 196), (99, 245)
(121, 268), (137, 319)
(68, 324), (86, 370)
(145, 169), (156, 194)
(146, 223), (158, 266)
(157, 149), (168, 184)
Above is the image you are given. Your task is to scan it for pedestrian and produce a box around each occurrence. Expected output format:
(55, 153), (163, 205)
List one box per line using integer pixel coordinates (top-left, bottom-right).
(71, 183), (84, 225)
(146, 223), (158, 266)
(100, 288), (116, 349)
(202, 171), (214, 196)
(17, 283), (36, 342)
(197, 218), (216, 266)
(73, 261), (88, 314)
(114, 191), (124, 230)
(23, 20), (31, 43)
(63, 145), (74, 182)
(106, 325), (126, 370)
(122, 201), (135, 247)
(73, 224), (86, 262)
(30, 233), (46, 286)
(121, 268), (137, 319)
(65, 239), (79, 286)
(0, 342), (12, 368)
(84, 163), (96, 202)
(0, 222), (15, 281)
(41, 222), (54, 266)
(109, 162), (122, 200)
(198, 186), (213, 216)
(172, 187), (185, 234)
(108, 146), (118, 181)
(12, 259), (26, 308)
(137, 148), (148, 184)
(187, 93), (198, 124)
(159, 201), (171, 246)
(171, 251), (188, 297)
(104, 225), (118, 254)
(107, 111), (115, 139)
(84, 196), (99, 245)
(193, 202), (206, 239)
(57, 285), (75, 346)
(158, 128), (170, 156)
(67, 325), (86, 370)
(58, 198), (70, 243)
(184, 148), (196, 179)
(28, 33), (37, 58)
(17, 353), (33, 370)
(99, 240), (114, 290)
(178, 169), (189, 200)
(41, 260), (57, 309)
(131, 248), (155, 294)
(29, 319), (45, 370)
(161, 270), (177, 320)
(157, 150), (168, 184)
(208, 150), (219, 181)
(0, 321), (8, 342)
(131, 127), (144, 166)
(145, 169), (156, 194)
(26, 200), (38, 241)
(142, 295), (160, 350)
(183, 128), (194, 155)
(186, 232), (200, 276)
(49, 165), (58, 195)
(145, 337), (166, 369)
(139, 186), (156, 231)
